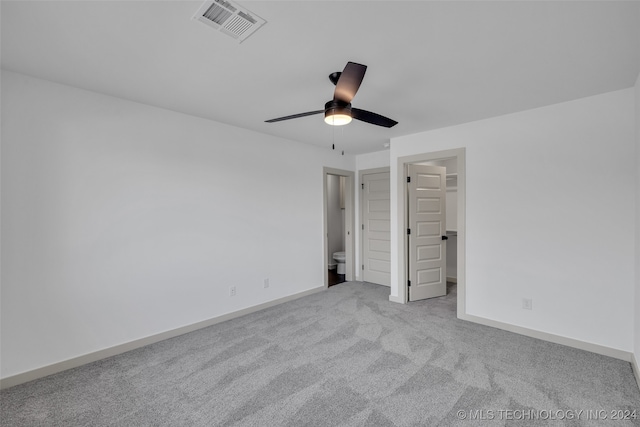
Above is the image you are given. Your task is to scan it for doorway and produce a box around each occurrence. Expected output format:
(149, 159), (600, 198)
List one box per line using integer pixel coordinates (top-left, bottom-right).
(323, 167), (355, 288)
(395, 148), (466, 318)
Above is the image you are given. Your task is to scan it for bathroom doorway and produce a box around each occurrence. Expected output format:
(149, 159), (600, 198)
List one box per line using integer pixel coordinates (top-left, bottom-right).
(323, 167), (355, 288)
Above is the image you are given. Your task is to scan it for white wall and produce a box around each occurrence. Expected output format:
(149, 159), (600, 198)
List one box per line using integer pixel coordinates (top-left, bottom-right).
(391, 88), (636, 352)
(0, 71), (355, 378)
(355, 150), (390, 171)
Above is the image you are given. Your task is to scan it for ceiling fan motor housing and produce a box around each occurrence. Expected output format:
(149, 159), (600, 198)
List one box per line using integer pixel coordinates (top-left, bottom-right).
(324, 99), (352, 120)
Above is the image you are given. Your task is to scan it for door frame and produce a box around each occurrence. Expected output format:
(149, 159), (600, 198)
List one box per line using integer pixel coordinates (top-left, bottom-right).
(359, 166), (391, 285)
(395, 148), (466, 318)
(323, 167), (355, 287)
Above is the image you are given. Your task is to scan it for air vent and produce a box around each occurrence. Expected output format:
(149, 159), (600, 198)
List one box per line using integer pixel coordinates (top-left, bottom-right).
(193, 0), (266, 43)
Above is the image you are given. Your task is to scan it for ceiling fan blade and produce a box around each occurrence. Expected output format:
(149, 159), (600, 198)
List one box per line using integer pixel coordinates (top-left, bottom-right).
(333, 62), (367, 104)
(352, 108), (398, 128)
(265, 110), (323, 123)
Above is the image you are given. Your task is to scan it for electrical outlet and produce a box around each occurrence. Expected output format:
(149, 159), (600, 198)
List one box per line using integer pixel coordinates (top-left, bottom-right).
(522, 298), (532, 310)
(229, 286), (236, 297)
(264, 278), (269, 289)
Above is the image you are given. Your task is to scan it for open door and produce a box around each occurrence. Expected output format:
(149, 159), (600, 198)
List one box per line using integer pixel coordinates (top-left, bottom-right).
(407, 164), (447, 301)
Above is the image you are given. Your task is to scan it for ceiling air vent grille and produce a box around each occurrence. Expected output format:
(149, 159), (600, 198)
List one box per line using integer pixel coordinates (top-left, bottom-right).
(193, 0), (266, 43)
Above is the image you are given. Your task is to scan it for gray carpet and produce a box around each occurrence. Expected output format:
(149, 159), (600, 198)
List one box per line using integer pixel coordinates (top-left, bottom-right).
(1, 282), (639, 426)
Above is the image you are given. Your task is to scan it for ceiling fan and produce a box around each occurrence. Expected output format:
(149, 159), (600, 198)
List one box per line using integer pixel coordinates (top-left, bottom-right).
(265, 62), (398, 128)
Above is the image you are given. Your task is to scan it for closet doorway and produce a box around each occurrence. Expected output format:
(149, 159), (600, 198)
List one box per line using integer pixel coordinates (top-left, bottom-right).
(395, 148), (466, 317)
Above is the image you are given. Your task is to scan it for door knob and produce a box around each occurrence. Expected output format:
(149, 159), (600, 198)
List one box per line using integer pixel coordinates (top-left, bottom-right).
(441, 235), (448, 240)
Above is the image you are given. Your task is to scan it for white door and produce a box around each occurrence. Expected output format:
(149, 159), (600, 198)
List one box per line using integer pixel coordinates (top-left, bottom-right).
(362, 171), (391, 286)
(408, 164), (447, 301)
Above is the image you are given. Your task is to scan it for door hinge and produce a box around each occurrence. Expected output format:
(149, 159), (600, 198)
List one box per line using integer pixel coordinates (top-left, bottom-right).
(362, 264), (364, 270)
(362, 224), (364, 230)
(407, 176), (411, 183)
(408, 280), (411, 287)
(407, 228), (411, 235)
(361, 183), (364, 189)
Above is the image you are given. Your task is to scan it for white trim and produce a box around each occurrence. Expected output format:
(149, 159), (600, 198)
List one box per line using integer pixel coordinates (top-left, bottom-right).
(0, 286), (325, 390)
(632, 353), (640, 392)
(388, 295), (404, 304)
(446, 277), (458, 284)
(460, 313), (632, 362)
(323, 167), (355, 286)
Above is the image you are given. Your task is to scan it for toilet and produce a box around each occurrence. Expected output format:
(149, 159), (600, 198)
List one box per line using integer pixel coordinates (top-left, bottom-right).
(333, 251), (346, 275)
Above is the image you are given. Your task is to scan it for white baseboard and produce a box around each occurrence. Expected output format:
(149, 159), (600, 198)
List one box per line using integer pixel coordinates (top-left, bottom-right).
(446, 276), (458, 283)
(632, 353), (640, 392)
(0, 286), (326, 390)
(389, 295), (405, 304)
(459, 313), (632, 362)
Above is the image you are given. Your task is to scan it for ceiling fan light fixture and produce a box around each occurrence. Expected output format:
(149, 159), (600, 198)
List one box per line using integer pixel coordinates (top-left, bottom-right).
(324, 100), (352, 126)
(324, 112), (352, 126)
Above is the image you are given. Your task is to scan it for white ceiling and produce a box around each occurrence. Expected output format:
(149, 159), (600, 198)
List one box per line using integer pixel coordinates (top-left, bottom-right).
(2, 1), (639, 154)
